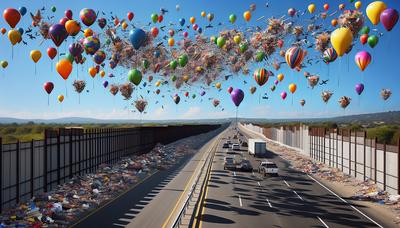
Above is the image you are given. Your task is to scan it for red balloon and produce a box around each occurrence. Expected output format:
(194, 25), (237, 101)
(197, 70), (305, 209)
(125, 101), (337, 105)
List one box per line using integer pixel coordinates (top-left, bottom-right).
(158, 15), (163, 23)
(151, 27), (159, 37)
(59, 17), (69, 25)
(127, 12), (134, 21)
(44, 82), (54, 94)
(169, 29), (175, 37)
(65, 10), (73, 20)
(192, 24), (198, 31)
(47, 47), (57, 60)
(183, 31), (188, 38)
(3, 8), (21, 28)
(360, 34), (368, 45)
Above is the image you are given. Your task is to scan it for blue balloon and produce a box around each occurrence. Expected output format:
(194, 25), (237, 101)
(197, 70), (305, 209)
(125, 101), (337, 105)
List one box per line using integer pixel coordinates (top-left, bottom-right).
(129, 29), (146, 50)
(179, 18), (185, 26)
(17, 27), (24, 35)
(153, 50), (160, 58)
(197, 27), (203, 34)
(143, 82), (147, 87)
(102, 81), (109, 88)
(19, 7), (27, 16)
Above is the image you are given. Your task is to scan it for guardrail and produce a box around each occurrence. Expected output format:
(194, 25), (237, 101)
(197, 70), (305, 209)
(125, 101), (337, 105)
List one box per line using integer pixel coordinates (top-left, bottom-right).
(171, 138), (219, 228)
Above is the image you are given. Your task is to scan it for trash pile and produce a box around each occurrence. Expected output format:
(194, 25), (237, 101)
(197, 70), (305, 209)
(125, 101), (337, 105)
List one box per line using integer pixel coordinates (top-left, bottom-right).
(0, 142), (193, 227)
(265, 139), (400, 223)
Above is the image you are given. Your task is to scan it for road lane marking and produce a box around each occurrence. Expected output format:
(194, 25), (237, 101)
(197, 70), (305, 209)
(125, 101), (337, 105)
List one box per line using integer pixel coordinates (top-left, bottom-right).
(233, 171), (236, 177)
(317, 217), (329, 228)
(307, 174), (383, 228)
(293, 190), (303, 201)
(257, 182), (261, 186)
(266, 198), (272, 208)
(283, 180), (290, 187)
(252, 171), (255, 176)
(238, 195), (243, 207)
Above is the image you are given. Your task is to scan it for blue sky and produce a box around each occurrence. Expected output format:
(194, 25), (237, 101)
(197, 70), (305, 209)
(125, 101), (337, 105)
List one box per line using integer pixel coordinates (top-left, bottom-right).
(0, 0), (399, 120)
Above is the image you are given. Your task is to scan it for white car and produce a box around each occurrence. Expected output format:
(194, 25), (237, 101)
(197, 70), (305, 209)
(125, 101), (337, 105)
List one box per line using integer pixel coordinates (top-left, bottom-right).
(231, 143), (240, 151)
(258, 160), (278, 176)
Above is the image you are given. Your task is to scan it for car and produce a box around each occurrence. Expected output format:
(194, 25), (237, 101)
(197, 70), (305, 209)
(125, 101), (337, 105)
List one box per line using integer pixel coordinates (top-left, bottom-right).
(224, 156), (236, 170)
(258, 160), (278, 176)
(237, 159), (253, 172)
(241, 141), (248, 147)
(232, 143), (240, 151)
(222, 143), (230, 148)
(226, 140), (232, 145)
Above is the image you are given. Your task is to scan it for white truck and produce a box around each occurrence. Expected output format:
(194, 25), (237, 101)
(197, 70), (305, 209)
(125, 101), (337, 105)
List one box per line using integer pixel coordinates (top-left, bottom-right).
(248, 139), (266, 157)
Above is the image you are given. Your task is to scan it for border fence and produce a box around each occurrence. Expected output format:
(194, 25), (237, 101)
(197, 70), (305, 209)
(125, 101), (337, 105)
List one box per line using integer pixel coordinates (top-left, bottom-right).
(242, 124), (400, 195)
(0, 124), (220, 211)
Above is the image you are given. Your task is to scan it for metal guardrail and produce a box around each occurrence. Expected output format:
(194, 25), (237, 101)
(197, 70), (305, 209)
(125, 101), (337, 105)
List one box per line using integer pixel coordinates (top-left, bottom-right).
(171, 138), (219, 228)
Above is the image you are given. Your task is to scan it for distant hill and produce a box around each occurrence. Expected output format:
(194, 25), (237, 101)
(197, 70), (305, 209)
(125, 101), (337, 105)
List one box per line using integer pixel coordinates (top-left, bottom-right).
(0, 111), (398, 126)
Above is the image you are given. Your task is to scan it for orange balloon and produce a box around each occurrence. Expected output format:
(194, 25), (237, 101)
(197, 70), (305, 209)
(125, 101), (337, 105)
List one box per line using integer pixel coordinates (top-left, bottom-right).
(89, 67), (97, 78)
(65, 20), (81, 36)
(84, 28), (93, 37)
(121, 21), (128, 30)
(56, 59), (72, 80)
(243, 11), (251, 22)
(288, 83), (297, 94)
(8, 29), (21, 45)
(331, 19), (338, 27)
(114, 18), (120, 26)
(189, 17), (195, 24)
(168, 37), (175, 46)
(1, 28), (6, 35)
(100, 70), (105, 77)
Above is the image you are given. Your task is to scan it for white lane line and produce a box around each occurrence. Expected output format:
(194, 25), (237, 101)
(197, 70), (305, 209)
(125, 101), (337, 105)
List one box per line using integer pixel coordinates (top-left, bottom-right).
(252, 171), (255, 176)
(257, 181), (261, 186)
(112, 223), (126, 227)
(293, 190), (303, 201)
(233, 171), (236, 177)
(238, 195), (243, 207)
(317, 217), (329, 228)
(283, 180), (290, 187)
(307, 174), (383, 228)
(266, 198), (272, 208)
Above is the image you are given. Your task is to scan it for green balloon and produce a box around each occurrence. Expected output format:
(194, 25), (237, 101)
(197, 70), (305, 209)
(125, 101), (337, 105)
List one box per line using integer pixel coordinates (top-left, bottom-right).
(151, 13), (158, 23)
(1, 61), (8, 68)
(105, 39), (111, 45)
(239, 43), (248, 53)
(178, 54), (188, 67)
(171, 75), (177, 82)
(367, 35), (378, 48)
(349, 0), (355, 2)
(51, 6), (56, 12)
(169, 60), (178, 70)
(255, 51), (265, 62)
(192, 94), (196, 99)
(216, 37), (226, 48)
(142, 59), (150, 69)
(271, 85), (276, 92)
(229, 14), (237, 23)
(128, 69), (142, 86)
(359, 26), (370, 35)
(66, 54), (74, 63)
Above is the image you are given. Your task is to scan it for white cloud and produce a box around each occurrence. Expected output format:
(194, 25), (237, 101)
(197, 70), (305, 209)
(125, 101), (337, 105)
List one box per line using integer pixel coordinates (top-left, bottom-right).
(180, 106), (202, 119)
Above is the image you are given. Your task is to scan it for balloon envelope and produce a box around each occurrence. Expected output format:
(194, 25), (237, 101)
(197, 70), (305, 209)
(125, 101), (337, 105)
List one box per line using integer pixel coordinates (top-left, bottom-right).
(380, 8), (399, 31)
(129, 29), (146, 50)
(355, 83), (364, 95)
(231, 88), (244, 107)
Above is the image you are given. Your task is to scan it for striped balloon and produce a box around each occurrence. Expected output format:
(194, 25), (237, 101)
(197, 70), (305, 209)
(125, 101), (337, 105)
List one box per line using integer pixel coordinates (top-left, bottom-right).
(323, 48), (338, 64)
(285, 47), (306, 69)
(253, 68), (268, 86)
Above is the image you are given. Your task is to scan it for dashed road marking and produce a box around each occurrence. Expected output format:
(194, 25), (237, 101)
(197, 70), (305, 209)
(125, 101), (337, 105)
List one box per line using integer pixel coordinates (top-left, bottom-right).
(317, 217), (329, 228)
(283, 180), (290, 187)
(266, 198), (272, 208)
(293, 190), (303, 201)
(233, 171), (236, 177)
(257, 182), (261, 186)
(238, 195), (243, 207)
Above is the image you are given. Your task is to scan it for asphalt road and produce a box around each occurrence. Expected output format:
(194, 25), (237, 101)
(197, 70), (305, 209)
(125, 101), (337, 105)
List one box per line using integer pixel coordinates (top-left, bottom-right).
(196, 126), (387, 228)
(70, 125), (227, 228)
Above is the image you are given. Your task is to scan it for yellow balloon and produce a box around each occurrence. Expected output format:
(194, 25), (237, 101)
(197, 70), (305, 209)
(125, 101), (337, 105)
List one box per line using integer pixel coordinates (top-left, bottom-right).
(308, 4), (316, 14)
(168, 37), (175, 46)
(330, 27), (353, 57)
(201, 11), (206, 17)
(84, 28), (93, 37)
(366, 1), (387, 25)
(58, 95), (64, 103)
(183, 75), (189, 82)
(354, 1), (362, 10)
(155, 80), (161, 87)
(215, 82), (221, 89)
(243, 11), (251, 22)
(100, 70), (105, 78)
(30, 50), (42, 63)
(277, 73), (284, 82)
(233, 35), (241, 44)
(289, 83), (297, 94)
(121, 22), (128, 30)
(8, 29), (21, 45)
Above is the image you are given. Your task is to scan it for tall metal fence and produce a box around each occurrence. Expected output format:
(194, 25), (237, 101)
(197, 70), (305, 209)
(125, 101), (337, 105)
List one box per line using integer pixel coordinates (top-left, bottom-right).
(243, 124), (400, 195)
(0, 124), (220, 211)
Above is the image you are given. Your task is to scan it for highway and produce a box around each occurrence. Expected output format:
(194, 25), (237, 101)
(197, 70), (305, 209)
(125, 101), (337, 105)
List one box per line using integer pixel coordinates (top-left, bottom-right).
(194, 126), (386, 228)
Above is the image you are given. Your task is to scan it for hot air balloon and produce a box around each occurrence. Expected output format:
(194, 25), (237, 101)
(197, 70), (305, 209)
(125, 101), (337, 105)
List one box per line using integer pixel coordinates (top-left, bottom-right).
(380, 8), (399, 31)
(231, 89), (244, 107)
(354, 51), (371, 71)
(338, 96), (351, 109)
(212, 99), (220, 107)
(330, 27), (353, 57)
(308, 4), (316, 14)
(253, 68), (269, 86)
(321, 91), (333, 103)
(80, 8), (97, 26)
(250, 86), (256, 94)
(300, 99), (306, 106)
(285, 47), (306, 69)
(323, 48), (338, 64)
(380, 89), (392, 100)
(366, 1), (387, 25)
(93, 50), (106, 64)
(83, 36), (100, 55)
(65, 20), (81, 36)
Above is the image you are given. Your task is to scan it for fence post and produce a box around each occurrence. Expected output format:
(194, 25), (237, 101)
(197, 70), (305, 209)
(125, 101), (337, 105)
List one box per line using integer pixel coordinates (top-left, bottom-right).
(69, 129), (73, 179)
(30, 140), (34, 198)
(398, 138), (400, 195)
(354, 130), (357, 178)
(336, 128), (339, 168)
(383, 143), (387, 191)
(328, 129), (331, 166)
(44, 130), (48, 192)
(374, 137), (377, 184)
(363, 131), (367, 181)
(341, 129), (344, 171)
(78, 130), (82, 176)
(16, 140), (20, 204)
(349, 129), (352, 176)
(57, 130), (61, 185)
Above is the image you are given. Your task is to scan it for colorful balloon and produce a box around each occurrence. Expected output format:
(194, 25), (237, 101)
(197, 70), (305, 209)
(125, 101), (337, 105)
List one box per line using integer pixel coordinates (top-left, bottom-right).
(3, 8), (21, 28)
(300, 99), (306, 106)
(217, 37), (226, 48)
(190, 17), (195, 24)
(288, 8), (296, 17)
(330, 27), (353, 56)
(129, 29), (146, 50)
(354, 51), (371, 71)
(354, 1), (362, 10)
(69, 43), (83, 57)
(83, 36), (100, 55)
(380, 8), (399, 31)
(151, 13), (158, 23)
(229, 14), (237, 23)
(253, 68), (269, 86)
(49, 24), (68, 47)
(65, 20), (81, 36)
(173, 94), (180, 104)
(56, 59), (73, 80)
(80, 8), (97, 26)
(47, 47), (57, 60)
(285, 47), (306, 69)
(243, 11), (251, 21)
(97, 18), (107, 29)
(103, 81), (109, 88)
(366, 1), (387, 25)
(1, 61), (8, 68)
(227, 86), (233, 94)
(93, 50), (106, 64)
(231, 88), (244, 107)
(323, 48), (338, 64)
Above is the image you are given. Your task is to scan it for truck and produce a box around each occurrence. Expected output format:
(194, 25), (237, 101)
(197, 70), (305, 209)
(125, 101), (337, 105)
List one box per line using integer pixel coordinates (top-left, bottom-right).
(248, 139), (267, 157)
